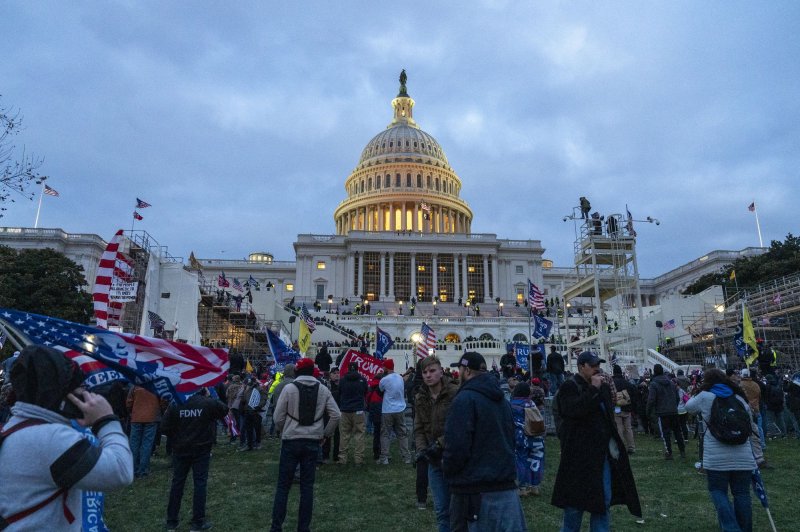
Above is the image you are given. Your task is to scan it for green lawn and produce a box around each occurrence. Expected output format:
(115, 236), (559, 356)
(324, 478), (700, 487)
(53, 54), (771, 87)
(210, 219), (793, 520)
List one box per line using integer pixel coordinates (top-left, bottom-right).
(106, 432), (798, 531)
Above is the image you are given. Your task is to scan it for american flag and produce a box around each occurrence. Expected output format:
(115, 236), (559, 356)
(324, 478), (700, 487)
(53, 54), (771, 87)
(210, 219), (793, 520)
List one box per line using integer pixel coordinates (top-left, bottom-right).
(43, 184), (60, 197)
(93, 230), (126, 328)
(232, 278), (244, 292)
(218, 271), (230, 288)
(133, 211), (143, 221)
(148, 310), (166, 330)
(0, 308), (229, 403)
(136, 198), (152, 209)
(416, 322), (436, 359)
(663, 319), (676, 331)
(527, 279), (545, 311)
(224, 413), (240, 437)
(300, 303), (316, 333)
(420, 201), (430, 212)
(748, 202), (755, 212)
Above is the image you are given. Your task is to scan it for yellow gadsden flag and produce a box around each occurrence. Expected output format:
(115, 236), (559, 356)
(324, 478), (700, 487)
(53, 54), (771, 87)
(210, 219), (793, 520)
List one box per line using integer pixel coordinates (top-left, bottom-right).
(298, 320), (311, 355)
(743, 302), (759, 365)
(245, 359), (253, 373)
(729, 270), (736, 281)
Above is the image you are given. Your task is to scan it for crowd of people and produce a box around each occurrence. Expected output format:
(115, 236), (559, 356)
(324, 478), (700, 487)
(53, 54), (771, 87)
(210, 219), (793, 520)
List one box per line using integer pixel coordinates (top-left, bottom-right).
(2, 339), (800, 531)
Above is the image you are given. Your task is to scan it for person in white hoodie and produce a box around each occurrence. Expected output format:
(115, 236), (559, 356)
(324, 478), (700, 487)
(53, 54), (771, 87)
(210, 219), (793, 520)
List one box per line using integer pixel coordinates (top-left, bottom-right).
(0, 345), (133, 530)
(685, 368), (756, 532)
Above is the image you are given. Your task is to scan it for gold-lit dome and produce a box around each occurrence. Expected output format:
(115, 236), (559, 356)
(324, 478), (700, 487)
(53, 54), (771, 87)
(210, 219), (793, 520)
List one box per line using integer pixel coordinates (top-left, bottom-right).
(334, 71), (473, 235)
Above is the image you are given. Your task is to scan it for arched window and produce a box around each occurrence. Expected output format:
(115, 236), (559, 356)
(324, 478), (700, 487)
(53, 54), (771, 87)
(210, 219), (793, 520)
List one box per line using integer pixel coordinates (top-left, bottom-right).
(435, 177), (440, 191)
(417, 174), (422, 188)
(406, 174), (411, 187)
(385, 174), (391, 188)
(426, 175), (431, 188)
(367, 177), (372, 190)
(395, 174), (401, 187)
(375, 176), (381, 189)
(360, 180), (365, 193)
(512, 333), (528, 343)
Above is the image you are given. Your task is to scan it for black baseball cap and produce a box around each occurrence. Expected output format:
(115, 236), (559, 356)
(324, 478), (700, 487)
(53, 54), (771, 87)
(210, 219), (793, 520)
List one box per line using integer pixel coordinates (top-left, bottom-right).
(450, 351), (487, 371)
(577, 351), (606, 367)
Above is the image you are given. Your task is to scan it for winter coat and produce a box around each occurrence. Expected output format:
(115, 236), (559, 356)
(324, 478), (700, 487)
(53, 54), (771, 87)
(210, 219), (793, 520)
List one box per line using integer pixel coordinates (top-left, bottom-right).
(612, 375), (636, 414)
(740, 378), (761, 412)
(126, 386), (162, 423)
(685, 386), (756, 471)
(647, 375), (680, 416)
(551, 374), (642, 517)
(442, 373), (517, 494)
(161, 393), (226, 455)
(315, 346), (332, 373)
(414, 379), (459, 450)
(546, 351), (565, 375)
(0, 402), (133, 530)
(226, 379), (244, 410)
(273, 375), (341, 440)
(338, 371), (367, 412)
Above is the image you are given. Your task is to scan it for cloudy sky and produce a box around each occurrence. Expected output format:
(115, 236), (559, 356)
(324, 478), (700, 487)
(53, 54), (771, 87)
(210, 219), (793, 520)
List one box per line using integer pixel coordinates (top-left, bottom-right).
(3, 1), (798, 277)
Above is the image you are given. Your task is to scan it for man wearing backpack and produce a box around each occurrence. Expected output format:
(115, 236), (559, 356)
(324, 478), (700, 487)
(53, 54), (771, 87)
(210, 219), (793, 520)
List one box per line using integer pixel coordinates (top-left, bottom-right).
(271, 357), (340, 532)
(647, 364), (686, 460)
(685, 369), (755, 532)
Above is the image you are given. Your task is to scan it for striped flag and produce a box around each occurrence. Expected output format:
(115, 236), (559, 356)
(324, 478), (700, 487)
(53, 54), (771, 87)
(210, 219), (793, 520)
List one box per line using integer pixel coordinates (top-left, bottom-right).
(93, 230), (125, 328)
(0, 308), (229, 403)
(133, 211), (143, 221)
(136, 198), (152, 209)
(527, 279), (545, 311)
(300, 303), (316, 333)
(224, 412), (240, 437)
(43, 184), (60, 197)
(218, 271), (230, 288)
(416, 322), (436, 359)
(663, 319), (676, 331)
(232, 278), (244, 292)
(148, 310), (166, 330)
(748, 202), (755, 212)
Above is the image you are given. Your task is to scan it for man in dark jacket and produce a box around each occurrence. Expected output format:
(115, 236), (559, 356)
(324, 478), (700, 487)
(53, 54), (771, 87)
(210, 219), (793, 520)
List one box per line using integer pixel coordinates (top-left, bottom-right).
(162, 388), (227, 532)
(646, 364), (685, 459)
(499, 348), (516, 379)
(546, 345), (566, 394)
(443, 352), (527, 531)
(315, 345), (332, 374)
(552, 351), (641, 531)
(337, 362), (367, 464)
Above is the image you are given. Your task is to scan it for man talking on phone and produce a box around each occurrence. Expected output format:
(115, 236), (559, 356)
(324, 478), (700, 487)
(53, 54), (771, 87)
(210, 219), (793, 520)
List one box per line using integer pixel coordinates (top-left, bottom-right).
(551, 351), (641, 531)
(0, 345), (133, 530)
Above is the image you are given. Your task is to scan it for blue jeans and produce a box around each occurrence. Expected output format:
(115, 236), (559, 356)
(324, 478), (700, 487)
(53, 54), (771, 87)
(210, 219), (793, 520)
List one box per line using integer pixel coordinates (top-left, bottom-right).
(706, 469), (752, 532)
(450, 489), (527, 532)
(562, 458), (611, 532)
(270, 439), (319, 532)
(755, 412), (766, 448)
(547, 372), (565, 394)
(428, 463), (450, 532)
(166, 452), (211, 529)
(129, 422), (158, 476)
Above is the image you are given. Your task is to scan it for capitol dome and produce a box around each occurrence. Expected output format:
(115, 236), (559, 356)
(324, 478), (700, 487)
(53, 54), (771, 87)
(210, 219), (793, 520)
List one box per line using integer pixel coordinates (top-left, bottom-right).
(334, 71), (473, 236)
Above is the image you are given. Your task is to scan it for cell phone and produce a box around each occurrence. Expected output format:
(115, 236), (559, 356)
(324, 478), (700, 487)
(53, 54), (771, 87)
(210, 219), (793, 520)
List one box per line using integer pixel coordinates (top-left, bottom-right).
(59, 392), (85, 419)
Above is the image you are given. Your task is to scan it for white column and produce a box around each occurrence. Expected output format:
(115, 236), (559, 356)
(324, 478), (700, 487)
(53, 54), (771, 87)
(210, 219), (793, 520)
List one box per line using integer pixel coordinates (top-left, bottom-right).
(462, 255), (469, 301)
(357, 253), (364, 296)
(483, 254), (490, 302)
(346, 253), (355, 295)
(379, 252), (386, 298)
(295, 254), (305, 299)
(390, 204), (395, 231)
(410, 252), (417, 302)
(453, 253), (460, 302)
(492, 255), (499, 300)
(414, 203), (419, 231)
(432, 254), (438, 300)
(388, 252), (395, 300)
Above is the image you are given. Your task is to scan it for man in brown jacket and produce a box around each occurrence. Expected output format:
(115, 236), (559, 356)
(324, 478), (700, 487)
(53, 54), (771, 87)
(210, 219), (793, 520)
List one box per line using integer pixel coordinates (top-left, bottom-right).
(127, 385), (162, 478)
(414, 355), (459, 531)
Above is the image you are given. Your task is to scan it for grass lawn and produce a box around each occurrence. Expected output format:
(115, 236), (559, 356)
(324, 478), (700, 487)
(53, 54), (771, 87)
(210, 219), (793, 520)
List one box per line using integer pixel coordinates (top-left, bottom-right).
(106, 431), (798, 531)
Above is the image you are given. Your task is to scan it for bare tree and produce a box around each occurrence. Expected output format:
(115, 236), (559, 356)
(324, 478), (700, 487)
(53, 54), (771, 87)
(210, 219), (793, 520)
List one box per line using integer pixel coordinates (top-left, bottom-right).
(1, 96), (46, 217)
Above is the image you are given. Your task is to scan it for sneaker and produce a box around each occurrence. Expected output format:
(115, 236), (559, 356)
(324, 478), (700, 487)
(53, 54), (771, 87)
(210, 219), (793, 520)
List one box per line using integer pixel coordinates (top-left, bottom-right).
(416, 501), (426, 510)
(529, 486), (540, 496)
(190, 523), (213, 532)
(403, 458), (412, 465)
(518, 487), (530, 497)
(254, 444), (262, 450)
(376, 458), (389, 465)
(664, 452), (673, 460)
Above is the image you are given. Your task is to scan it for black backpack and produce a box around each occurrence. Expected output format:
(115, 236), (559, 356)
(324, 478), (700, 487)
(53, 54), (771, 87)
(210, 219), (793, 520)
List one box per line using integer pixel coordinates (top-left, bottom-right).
(707, 394), (751, 445)
(288, 381), (322, 426)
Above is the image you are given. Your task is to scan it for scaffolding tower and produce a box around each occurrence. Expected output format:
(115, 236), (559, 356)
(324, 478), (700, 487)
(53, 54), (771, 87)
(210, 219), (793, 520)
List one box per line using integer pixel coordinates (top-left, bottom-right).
(562, 212), (647, 365)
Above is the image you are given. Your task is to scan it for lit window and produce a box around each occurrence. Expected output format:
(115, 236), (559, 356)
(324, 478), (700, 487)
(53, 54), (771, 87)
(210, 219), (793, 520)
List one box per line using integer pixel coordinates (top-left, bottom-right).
(468, 266), (476, 273)
(286, 283), (294, 292)
(317, 261), (326, 270)
(418, 265), (426, 272)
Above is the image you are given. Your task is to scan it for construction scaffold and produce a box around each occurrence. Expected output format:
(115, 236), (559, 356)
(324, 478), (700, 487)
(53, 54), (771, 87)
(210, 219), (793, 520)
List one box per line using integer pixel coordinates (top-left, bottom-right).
(661, 272), (800, 370)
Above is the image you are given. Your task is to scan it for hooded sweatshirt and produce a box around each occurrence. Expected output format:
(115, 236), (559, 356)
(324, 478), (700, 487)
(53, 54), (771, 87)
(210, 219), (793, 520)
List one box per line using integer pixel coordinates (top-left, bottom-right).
(685, 385), (756, 471)
(442, 372), (516, 493)
(647, 374), (679, 416)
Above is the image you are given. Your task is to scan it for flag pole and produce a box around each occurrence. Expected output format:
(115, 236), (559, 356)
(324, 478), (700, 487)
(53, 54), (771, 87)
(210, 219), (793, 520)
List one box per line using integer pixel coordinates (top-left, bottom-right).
(753, 203), (764, 248)
(33, 182), (45, 228)
(528, 308), (534, 376)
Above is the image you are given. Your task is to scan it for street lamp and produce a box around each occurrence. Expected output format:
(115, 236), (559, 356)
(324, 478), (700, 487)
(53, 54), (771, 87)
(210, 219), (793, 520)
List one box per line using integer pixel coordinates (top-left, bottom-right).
(432, 299), (437, 316)
(465, 300), (471, 316)
(327, 296), (333, 312)
(399, 300), (403, 315)
(499, 301), (504, 316)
